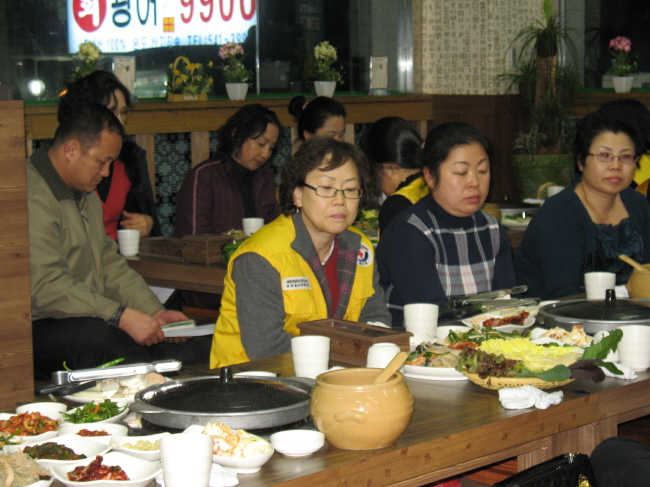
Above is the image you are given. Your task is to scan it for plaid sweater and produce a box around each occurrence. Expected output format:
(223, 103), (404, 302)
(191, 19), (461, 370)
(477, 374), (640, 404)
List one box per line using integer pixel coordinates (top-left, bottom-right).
(377, 195), (516, 326)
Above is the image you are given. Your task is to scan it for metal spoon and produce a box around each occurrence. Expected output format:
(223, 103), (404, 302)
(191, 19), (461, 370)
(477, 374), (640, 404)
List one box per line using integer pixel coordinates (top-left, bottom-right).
(371, 351), (409, 384)
(618, 254), (650, 273)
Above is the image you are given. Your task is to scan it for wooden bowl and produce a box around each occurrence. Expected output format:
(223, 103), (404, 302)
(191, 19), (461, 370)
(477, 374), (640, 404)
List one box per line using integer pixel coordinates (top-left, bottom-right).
(626, 265), (650, 299)
(462, 372), (573, 390)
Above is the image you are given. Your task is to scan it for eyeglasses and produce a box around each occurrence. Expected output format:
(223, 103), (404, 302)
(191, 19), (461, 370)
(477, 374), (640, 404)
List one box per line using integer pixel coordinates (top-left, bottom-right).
(588, 152), (638, 165)
(303, 184), (363, 199)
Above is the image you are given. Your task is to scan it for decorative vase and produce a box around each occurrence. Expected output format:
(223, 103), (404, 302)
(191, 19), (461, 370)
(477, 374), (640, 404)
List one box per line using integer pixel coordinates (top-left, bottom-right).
(226, 83), (248, 100)
(511, 154), (574, 201)
(612, 76), (633, 93)
(167, 93), (208, 102)
(314, 81), (336, 97)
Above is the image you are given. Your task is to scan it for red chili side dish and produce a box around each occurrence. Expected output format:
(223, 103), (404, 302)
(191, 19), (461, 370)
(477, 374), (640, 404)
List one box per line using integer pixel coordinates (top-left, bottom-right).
(0, 412), (58, 436)
(67, 455), (130, 481)
(77, 429), (110, 437)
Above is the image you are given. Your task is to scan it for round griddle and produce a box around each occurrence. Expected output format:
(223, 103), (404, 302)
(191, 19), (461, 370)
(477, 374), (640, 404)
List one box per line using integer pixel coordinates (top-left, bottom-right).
(130, 368), (314, 430)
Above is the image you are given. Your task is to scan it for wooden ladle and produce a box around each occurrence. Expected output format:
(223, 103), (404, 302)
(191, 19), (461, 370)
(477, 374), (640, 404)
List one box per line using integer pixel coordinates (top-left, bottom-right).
(371, 351), (409, 384)
(618, 254), (650, 273)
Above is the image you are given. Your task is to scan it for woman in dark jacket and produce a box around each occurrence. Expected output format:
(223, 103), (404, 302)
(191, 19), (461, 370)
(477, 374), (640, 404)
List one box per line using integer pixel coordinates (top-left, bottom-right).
(58, 70), (161, 239)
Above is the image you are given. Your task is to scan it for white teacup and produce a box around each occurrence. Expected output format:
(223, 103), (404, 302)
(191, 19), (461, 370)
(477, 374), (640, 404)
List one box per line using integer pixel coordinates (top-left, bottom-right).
(404, 303), (439, 345)
(617, 325), (650, 371)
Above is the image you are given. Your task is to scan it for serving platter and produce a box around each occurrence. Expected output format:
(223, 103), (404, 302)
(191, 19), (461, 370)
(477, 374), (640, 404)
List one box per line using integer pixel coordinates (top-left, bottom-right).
(462, 313), (536, 333)
(462, 372), (573, 390)
(403, 364), (467, 381)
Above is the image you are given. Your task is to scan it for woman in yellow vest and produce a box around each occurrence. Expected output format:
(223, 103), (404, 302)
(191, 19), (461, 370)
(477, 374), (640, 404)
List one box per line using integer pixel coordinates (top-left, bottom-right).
(361, 117), (426, 234)
(211, 138), (392, 367)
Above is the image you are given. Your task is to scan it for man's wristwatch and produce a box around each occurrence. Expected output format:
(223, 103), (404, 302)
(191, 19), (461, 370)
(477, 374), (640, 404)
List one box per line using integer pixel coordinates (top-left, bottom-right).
(107, 305), (126, 327)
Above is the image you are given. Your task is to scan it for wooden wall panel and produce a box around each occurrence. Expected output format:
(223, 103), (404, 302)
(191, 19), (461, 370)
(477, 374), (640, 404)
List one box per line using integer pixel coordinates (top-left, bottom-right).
(0, 101), (33, 408)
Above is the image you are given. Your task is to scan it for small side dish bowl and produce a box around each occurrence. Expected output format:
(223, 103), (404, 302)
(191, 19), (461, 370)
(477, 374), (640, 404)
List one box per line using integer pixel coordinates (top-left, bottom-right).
(16, 402), (68, 416)
(270, 430), (325, 457)
(63, 400), (129, 425)
(49, 451), (162, 487)
(212, 449), (274, 474)
(0, 412), (60, 444)
(4, 434), (110, 468)
(110, 432), (170, 461)
(58, 422), (128, 445)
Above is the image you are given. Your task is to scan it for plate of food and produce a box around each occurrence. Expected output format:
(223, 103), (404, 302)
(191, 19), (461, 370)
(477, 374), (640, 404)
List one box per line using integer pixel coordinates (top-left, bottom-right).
(5, 434), (110, 468)
(462, 310), (536, 333)
(501, 214), (533, 229)
(63, 373), (167, 404)
(0, 411), (60, 444)
(0, 451), (53, 487)
(403, 344), (467, 381)
(62, 400), (129, 425)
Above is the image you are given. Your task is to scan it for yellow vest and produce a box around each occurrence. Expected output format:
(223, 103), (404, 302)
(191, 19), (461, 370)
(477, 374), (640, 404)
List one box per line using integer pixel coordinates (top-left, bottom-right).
(394, 176), (429, 204)
(210, 214), (377, 367)
(634, 154), (650, 187)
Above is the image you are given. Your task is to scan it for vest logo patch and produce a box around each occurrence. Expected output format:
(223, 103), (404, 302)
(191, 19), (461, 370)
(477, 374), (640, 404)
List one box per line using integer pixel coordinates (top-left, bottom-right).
(357, 243), (373, 267)
(282, 277), (311, 290)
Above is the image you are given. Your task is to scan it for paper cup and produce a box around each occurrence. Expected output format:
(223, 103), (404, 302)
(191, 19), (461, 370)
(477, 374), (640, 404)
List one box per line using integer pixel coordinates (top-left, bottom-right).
(617, 325), (650, 371)
(291, 335), (330, 379)
(117, 229), (140, 257)
(161, 433), (213, 487)
(243, 217), (264, 236)
(584, 272), (616, 300)
(404, 303), (439, 345)
(366, 342), (401, 368)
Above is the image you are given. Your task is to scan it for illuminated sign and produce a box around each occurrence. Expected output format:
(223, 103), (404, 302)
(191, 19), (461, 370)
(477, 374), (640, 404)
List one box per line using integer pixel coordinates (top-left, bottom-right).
(67, 0), (257, 53)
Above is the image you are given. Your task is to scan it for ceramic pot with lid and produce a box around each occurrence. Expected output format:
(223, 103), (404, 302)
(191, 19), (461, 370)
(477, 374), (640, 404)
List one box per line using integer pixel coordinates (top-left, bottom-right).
(540, 293), (650, 334)
(310, 368), (413, 450)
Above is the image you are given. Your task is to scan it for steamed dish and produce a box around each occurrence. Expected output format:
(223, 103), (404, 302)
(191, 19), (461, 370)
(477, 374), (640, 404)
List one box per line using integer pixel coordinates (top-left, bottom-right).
(202, 422), (272, 458)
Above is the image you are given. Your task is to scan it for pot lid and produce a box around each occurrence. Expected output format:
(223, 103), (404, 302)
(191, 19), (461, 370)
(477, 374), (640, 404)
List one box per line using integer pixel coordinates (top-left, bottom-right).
(542, 295), (650, 323)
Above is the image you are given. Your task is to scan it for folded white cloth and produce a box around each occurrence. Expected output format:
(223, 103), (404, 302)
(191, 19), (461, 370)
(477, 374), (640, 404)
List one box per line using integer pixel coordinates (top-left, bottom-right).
(498, 385), (563, 410)
(157, 464), (238, 487)
(600, 362), (637, 379)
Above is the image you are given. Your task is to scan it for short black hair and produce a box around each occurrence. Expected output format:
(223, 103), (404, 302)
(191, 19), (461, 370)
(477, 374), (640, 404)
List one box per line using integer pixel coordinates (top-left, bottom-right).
(53, 102), (124, 150)
(597, 99), (650, 154)
(574, 111), (645, 174)
(279, 137), (371, 215)
(288, 96), (346, 140)
(361, 117), (422, 169)
(422, 122), (493, 185)
(217, 104), (282, 158)
(58, 70), (131, 124)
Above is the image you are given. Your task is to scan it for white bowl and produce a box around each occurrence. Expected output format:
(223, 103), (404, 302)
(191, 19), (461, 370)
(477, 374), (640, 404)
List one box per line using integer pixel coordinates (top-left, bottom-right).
(270, 430), (325, 457)
(58, 423), (129, 445)
(5, 434), (110, 468)
(16, 402), (68, 416)
(0, 412), (60, 444)
(50, 451), (162, 487)
(212, 449), (274, 474)
(28, 480), (53, 487)
(63, 400), (129, 425)
(110, 432), (170, 461)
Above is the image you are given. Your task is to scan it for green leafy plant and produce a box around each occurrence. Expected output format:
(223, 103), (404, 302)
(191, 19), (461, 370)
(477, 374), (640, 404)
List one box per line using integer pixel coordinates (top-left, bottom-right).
(218, 42), (252, 84)
(167, 56), (214, 96)
(70, 41), (101, 83)
(496, 0), (583, 154)
(309, 41), (343, 83)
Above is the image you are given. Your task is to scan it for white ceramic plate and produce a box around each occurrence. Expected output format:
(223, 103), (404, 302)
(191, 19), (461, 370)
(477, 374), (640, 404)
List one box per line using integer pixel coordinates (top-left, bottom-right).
(403, 364), (467, 381)
(62, 400), (129, 425)
(50, 451), (162, 487)
(5, 434), (110, 468)
(0, 413), (60, 443)
(110, 432), (170, 461)
(501, 218), (532, 229)
(462, 313), (536, 333)
(64, 377), (169, 404)
(57, 423), (129, 445)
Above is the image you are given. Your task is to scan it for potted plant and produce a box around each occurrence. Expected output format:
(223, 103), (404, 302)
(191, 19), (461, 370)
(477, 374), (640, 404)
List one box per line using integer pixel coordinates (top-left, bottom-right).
(309, 41), (343, 97)
(167, 57), (214, 101)
(218, 42), (252, 100)
(497, 0), (583, 200)
(607, 36), (637, 93)
(69, 41), (102, 83)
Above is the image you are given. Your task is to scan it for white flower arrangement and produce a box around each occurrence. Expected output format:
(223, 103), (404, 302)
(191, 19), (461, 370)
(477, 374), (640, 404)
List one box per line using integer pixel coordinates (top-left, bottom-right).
(310, 41), (343, 83)
(70, 41), (101, 82)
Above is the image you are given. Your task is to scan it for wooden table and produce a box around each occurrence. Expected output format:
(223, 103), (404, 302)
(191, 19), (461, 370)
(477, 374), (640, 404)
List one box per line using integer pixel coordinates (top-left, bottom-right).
(38, 354), (650, 487)
(125, 255), (226, 294)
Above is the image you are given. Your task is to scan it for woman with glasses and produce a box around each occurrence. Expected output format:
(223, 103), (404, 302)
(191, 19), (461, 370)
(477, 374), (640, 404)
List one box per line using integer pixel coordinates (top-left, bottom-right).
(376, 122), (516, 327)
(515, 112), (650, 299)
(210, 137), (391, 367)
(58, 70), (161, 239)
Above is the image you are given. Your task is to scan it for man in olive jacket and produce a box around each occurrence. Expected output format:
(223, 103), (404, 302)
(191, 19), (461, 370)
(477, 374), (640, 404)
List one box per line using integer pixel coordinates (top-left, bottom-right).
(28, 103), (206, 378)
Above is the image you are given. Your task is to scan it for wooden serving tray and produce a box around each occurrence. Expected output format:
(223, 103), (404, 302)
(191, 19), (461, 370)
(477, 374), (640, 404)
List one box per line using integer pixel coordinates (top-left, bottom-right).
(297, 318), (412, 367)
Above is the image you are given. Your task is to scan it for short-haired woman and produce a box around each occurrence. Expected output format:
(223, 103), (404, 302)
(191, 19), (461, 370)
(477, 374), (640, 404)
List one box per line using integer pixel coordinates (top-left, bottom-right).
(288, 96), (347, 146)
(211, 137), (391, 367)
(376, 122), (516, 327)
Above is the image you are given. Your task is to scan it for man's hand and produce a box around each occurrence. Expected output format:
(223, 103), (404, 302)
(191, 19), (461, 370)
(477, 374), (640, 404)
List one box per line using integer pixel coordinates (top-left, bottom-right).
(152, 309), (191, 343)
(121, 211), (154, 237)
(118, 307), (165, 346)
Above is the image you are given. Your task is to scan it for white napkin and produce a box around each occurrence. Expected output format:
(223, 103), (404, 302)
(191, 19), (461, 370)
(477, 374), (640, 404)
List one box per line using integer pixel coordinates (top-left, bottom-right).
(615, 284), (629, 298)
(600, 362), (637, 379)
(157, 464), (239, 487)
(498, 385), (563, 410)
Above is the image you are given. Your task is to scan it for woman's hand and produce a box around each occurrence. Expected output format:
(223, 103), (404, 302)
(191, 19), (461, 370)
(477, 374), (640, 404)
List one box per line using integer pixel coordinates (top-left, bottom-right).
(121, 211), (154, 237)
